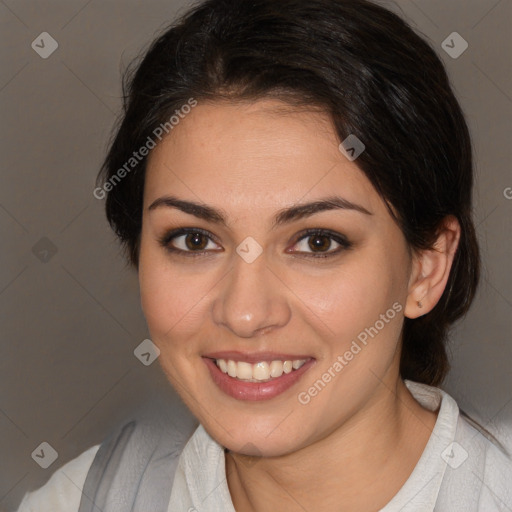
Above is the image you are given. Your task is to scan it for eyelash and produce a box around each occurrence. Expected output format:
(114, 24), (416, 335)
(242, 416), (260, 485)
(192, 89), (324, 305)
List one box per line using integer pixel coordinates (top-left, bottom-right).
(158, 227), (353, 259)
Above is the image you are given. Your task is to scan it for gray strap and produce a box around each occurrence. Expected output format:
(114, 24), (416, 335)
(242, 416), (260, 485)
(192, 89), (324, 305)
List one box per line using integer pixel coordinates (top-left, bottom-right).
(78, 411), (197, 512)
(78, 420), (136, 512)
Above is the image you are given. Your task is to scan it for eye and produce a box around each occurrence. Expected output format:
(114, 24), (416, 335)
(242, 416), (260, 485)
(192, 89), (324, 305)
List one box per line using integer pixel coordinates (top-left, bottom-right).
(288, 229), (352, 258)
(158, 227), (352, 259)
(158, 228), (221, 257)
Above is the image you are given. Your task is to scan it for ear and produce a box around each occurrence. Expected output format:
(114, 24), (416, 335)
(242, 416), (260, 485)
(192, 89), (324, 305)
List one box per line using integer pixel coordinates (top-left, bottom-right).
(405, 215), (461, 319)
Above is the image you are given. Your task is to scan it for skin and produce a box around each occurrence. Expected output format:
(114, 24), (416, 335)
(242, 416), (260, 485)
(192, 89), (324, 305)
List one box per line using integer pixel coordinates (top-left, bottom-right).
(138, 99), (461, 511)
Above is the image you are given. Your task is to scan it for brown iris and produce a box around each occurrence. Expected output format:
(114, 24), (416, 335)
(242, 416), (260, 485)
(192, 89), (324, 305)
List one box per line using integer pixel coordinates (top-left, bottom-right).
(185, 232), (208, 251)
(308, 234), (331, 252)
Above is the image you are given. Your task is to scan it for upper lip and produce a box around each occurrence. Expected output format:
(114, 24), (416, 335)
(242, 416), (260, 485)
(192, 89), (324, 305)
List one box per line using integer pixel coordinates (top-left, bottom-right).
(202, 351), (314, 364)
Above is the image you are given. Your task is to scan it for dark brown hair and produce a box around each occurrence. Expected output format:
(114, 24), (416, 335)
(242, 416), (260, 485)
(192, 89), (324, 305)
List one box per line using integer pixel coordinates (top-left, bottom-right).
(97, 0), (480, 386)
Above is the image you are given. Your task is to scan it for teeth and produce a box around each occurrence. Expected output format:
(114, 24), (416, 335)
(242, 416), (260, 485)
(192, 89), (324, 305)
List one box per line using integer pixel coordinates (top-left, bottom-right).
(237, 361), (253, 380)
(253, 361), (270, 380)
(214, 358), (308, 381)
(218, 359), (228, 373)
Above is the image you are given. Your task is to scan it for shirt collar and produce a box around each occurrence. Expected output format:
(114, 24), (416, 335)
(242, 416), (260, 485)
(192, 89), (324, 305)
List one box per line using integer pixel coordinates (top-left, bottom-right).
(173, 380), (459, 512)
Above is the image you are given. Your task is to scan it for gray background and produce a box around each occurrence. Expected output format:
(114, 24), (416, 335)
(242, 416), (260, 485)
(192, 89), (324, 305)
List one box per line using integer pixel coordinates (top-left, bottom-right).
(1, 0), (511, 510)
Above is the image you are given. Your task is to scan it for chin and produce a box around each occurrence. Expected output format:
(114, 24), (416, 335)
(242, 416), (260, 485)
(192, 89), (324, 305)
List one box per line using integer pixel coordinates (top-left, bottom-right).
(201, 416), (311, 458)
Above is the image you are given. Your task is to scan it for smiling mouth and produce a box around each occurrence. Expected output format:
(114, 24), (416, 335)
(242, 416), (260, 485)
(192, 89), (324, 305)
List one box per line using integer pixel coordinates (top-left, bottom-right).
(211, 357), (312, 382)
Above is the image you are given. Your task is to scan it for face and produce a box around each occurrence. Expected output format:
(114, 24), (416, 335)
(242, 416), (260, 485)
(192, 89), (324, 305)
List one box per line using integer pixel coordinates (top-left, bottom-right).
(139, 99), (414, 457)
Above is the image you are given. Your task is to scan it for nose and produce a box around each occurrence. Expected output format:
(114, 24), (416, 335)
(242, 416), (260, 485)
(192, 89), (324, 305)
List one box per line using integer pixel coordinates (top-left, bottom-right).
(212, 252), (292, 338)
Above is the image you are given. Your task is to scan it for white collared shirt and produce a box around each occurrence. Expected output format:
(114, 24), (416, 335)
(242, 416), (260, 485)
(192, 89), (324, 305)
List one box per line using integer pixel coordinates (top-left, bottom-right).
(17, 380), (512, 511)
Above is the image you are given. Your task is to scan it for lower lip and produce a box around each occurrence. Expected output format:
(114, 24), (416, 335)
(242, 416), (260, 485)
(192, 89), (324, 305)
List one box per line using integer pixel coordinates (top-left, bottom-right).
(203, 357), (316, 401)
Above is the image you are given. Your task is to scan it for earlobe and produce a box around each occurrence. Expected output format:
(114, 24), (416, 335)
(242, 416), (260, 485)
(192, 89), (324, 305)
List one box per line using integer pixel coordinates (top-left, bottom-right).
(404, 263), (429, 319)
(404, 216), (461, 319)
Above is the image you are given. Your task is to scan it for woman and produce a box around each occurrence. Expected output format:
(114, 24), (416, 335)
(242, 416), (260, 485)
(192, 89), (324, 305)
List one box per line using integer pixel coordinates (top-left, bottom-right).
(18, 0), (512, 510)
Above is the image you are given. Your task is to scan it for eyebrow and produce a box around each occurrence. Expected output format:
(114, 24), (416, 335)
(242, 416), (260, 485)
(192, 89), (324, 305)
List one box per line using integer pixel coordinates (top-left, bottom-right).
(147, 194), (373, 228)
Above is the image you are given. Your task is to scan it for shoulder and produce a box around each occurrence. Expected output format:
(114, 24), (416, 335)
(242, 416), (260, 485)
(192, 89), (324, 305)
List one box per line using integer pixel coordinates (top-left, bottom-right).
(436, 407), (512, 511)
(404, 380), (512, 511)
(456, 413), (512, 509)
(16, 444), (100, 512)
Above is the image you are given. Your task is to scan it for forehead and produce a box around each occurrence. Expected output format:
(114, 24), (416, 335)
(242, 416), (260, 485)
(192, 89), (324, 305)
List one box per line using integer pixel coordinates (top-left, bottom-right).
(144, 99), (381, 216)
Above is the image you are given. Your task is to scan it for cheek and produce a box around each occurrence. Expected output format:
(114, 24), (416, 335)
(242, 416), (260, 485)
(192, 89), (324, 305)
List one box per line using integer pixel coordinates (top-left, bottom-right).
(296, 249), (407, 371)
(297, 260), (395, 336)
(138, 245), (212, 343)
(297, 272), (368, 341)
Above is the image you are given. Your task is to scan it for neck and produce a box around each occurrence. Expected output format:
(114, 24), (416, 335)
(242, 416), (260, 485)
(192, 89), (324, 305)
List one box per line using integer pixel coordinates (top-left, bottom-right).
(225, 378), (438, 512)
